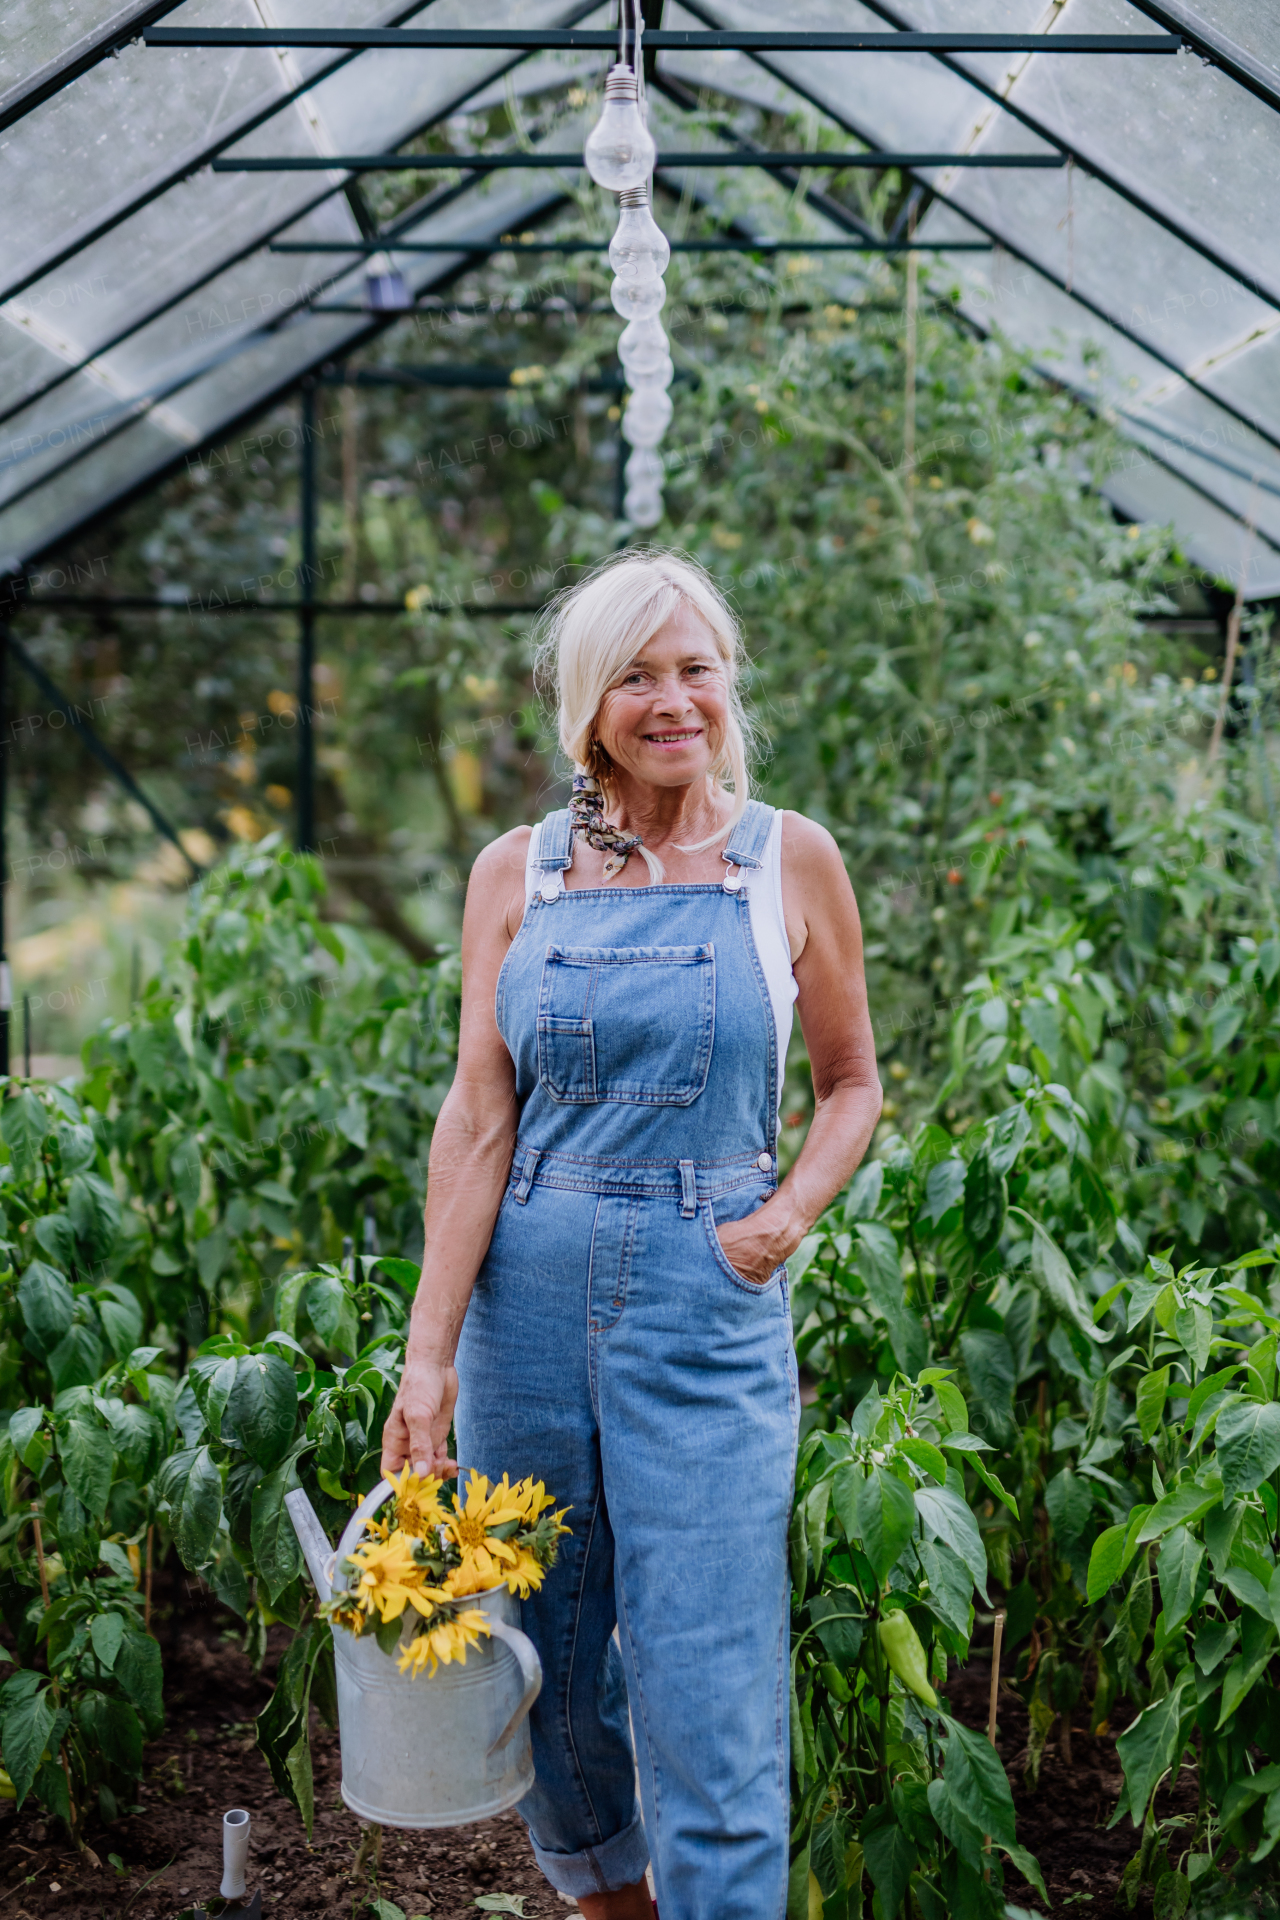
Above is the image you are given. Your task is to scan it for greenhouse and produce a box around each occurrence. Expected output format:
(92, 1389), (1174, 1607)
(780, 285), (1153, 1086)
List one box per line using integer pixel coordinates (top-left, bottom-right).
(1, 2), (1280, 1918)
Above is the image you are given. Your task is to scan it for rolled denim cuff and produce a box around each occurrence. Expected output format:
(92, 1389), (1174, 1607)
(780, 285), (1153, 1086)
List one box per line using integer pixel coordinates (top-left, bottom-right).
(529, 1810), (650, 1896)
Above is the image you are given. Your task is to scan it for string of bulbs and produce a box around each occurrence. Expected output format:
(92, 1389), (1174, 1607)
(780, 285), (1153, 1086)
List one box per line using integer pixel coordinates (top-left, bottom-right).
(582, 0), (671, 527)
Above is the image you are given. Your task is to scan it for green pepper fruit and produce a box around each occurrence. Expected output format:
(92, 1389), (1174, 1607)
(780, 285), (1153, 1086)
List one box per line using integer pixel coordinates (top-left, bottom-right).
(878, 1610), (938, 1707)
(819, 1660), (851, 1702)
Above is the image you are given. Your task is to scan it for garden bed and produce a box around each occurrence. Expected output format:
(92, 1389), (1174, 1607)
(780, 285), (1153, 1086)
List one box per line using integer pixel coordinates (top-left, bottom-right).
(0, 1570), (1186, 1920)
(0, 1574), (567, 1920)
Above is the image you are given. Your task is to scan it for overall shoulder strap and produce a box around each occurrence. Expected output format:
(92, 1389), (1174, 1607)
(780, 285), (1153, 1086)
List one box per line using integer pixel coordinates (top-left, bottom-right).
(532, 808), (573, 902)
(722, 799), (774, 871)
(534, 808), (574, 870)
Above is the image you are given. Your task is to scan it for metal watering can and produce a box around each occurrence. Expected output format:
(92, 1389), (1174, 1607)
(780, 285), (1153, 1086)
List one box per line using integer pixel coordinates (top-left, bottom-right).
(284, 1480), (542, 1828)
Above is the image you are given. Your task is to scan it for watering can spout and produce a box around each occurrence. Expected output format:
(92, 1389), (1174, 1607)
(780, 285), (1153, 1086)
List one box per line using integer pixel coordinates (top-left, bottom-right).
(284, 1487), (335, 1603)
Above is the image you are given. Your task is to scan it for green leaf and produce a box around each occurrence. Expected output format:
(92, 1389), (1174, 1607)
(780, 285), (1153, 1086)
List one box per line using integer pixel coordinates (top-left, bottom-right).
(0, 1675), (57, 1808)
(168, 1136), (203, 1226)
(1044, 1467), (1093, 1549)
(915, 1481), (988, 1600)
(1216, 1399), (1280, 1501)
(1156, 1526), (1204, 1636)
(1136, 1366), (1171, 1444)
(1, 1682), (56, 1806)
(986, 1102), (1031, 1176)
(227, 1352), (298, 1470)
(1136, 1481), (1221, 1543)
(935, 1381), (968, 1433)
(89, 1611), (124, 1673)
(67, 1171), (121, 1255)
(1217, 1628), (1277, 1727)
(473, 1899), (526, 1917)
(1114, 1675), (1194, 1827)
(1088, 1523), (1129, 1603)
(899, 1436), (948, 1484)
(2, 1089), (49, 1168)
(32, 1214), (75, 1266)
(95, 1283), (144, 1361)
(286, 1726), (315, 1839)
(175, 1445), (223, 1570)
(962, 1149), (1006, 1254)
(918, 1537), (974, 1636)
(922, 1158), (966, 1227)
(78, 1691), (143, 1776)
(48, 1321), (103, 1391)
(115, 1629), (163, 1729)
(251, 1455), (305, 1604)
(1009, 1209), (1107, 1343)
(942, 1717), (1016, 1849)
(860, 1804), (913, 1920)
(1001, 1841), (1050, 1904)
(62, 1415), (112, 1521)
(373, 1256), (423, 1296)
(958, 1330), (1015, 1438)
(808, 1593), (864, 1665)
(303, 1271), (360, 1359)
(855, 1467), (916, 1583)
(17, 1261), (73, 1356)
(8, 1407), (43, 1469)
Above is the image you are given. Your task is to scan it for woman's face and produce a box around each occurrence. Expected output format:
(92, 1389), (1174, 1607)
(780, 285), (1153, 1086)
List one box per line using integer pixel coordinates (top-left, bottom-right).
(593, 605), (728, 792)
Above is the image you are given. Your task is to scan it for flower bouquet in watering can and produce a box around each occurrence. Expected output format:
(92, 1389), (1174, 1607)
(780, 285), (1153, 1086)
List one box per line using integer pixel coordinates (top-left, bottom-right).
(285, 1467), (569, 1828)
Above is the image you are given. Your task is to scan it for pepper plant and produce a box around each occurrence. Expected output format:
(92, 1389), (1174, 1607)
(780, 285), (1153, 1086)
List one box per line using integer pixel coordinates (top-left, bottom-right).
(788, 1369), (1045, 1920)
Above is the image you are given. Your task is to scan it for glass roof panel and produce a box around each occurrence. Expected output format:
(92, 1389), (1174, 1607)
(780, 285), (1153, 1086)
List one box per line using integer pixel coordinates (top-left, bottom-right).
(8, 0), (1280, 591)
(1102, 457), (1280, 595)
(0, 3), (153, 120)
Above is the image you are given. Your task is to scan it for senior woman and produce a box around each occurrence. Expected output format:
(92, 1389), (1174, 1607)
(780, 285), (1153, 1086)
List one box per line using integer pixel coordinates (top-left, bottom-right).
(382, 549), (881, 1919)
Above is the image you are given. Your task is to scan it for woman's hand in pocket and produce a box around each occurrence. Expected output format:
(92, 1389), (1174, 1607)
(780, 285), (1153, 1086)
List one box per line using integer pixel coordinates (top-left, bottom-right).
(715, 1210), (786, 1287)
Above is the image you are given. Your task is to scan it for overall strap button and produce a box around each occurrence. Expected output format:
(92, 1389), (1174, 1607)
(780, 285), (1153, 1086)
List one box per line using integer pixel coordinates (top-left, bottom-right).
(757, 1151), (772, 1172)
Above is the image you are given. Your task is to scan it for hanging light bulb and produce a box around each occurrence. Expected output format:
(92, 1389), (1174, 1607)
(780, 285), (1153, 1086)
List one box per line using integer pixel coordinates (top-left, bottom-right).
(618, 316), (671, 382)
(583, 64), (657, 192)
(625, 447), (664, 489)
(624, 483), (664, 528)
(611, 273), (666, 322)
(609, 187), (670, 285)
(622, 385), (674, 449)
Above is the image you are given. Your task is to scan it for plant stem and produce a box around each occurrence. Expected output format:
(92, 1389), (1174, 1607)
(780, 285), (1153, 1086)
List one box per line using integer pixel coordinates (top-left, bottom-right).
(30, 1504), (48, 1608)
(145, 1526), (154, 1637)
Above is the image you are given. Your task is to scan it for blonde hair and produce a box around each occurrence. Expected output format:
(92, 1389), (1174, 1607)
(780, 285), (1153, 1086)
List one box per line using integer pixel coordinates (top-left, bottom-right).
(534, 547), (756, 878)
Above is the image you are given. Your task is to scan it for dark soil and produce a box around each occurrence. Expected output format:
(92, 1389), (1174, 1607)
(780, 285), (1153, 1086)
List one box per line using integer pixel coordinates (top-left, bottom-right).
(944, 1654), (1199, 1920)
(0, 1573), (1195, 1920)
(0, 1572), (572, 1920)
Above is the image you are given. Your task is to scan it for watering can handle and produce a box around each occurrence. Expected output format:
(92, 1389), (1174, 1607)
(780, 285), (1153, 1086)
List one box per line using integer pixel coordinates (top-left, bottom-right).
(485, 1617), (543, 1756)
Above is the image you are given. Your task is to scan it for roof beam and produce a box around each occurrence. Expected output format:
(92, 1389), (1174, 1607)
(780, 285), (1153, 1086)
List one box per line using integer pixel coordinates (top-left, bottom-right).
(271, 237), (992, 253)
(0, 1), (186, 137)
(215, 149), (1066, 171)
(146, 26), (1179, 52)
(799, 0), (1280, 314)
(1123, 0), (1280, 121)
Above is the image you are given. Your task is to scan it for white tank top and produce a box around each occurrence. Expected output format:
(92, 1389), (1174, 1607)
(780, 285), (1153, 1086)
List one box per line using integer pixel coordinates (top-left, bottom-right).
(523, 806), (798, 1110)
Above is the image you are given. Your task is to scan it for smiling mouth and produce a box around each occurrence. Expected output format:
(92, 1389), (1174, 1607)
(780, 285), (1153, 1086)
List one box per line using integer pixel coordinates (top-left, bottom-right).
(644, 728), (702, 744)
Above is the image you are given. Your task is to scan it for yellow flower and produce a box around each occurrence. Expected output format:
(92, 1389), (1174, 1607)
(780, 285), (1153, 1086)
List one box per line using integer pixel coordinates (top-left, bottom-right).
(444, 1540), (518, 1597)
(396, 1609), (490, 1678)
(388, 1463), (449, 1539)
(346, 1528), (427, 1622)
(501, 1546), (546, 1600)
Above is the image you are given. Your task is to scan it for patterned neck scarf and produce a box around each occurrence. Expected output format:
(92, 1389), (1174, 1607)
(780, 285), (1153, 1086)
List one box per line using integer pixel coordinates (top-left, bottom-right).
(569, 772), (644, 879)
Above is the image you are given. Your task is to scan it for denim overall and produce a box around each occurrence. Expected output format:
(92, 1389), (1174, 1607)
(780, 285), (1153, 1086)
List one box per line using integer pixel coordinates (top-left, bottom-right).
(453, 800), (797, 1919)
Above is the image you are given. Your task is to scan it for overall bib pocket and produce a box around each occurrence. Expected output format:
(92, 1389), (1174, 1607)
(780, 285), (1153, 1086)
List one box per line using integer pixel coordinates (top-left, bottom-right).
(537, 943), (715, 1105)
